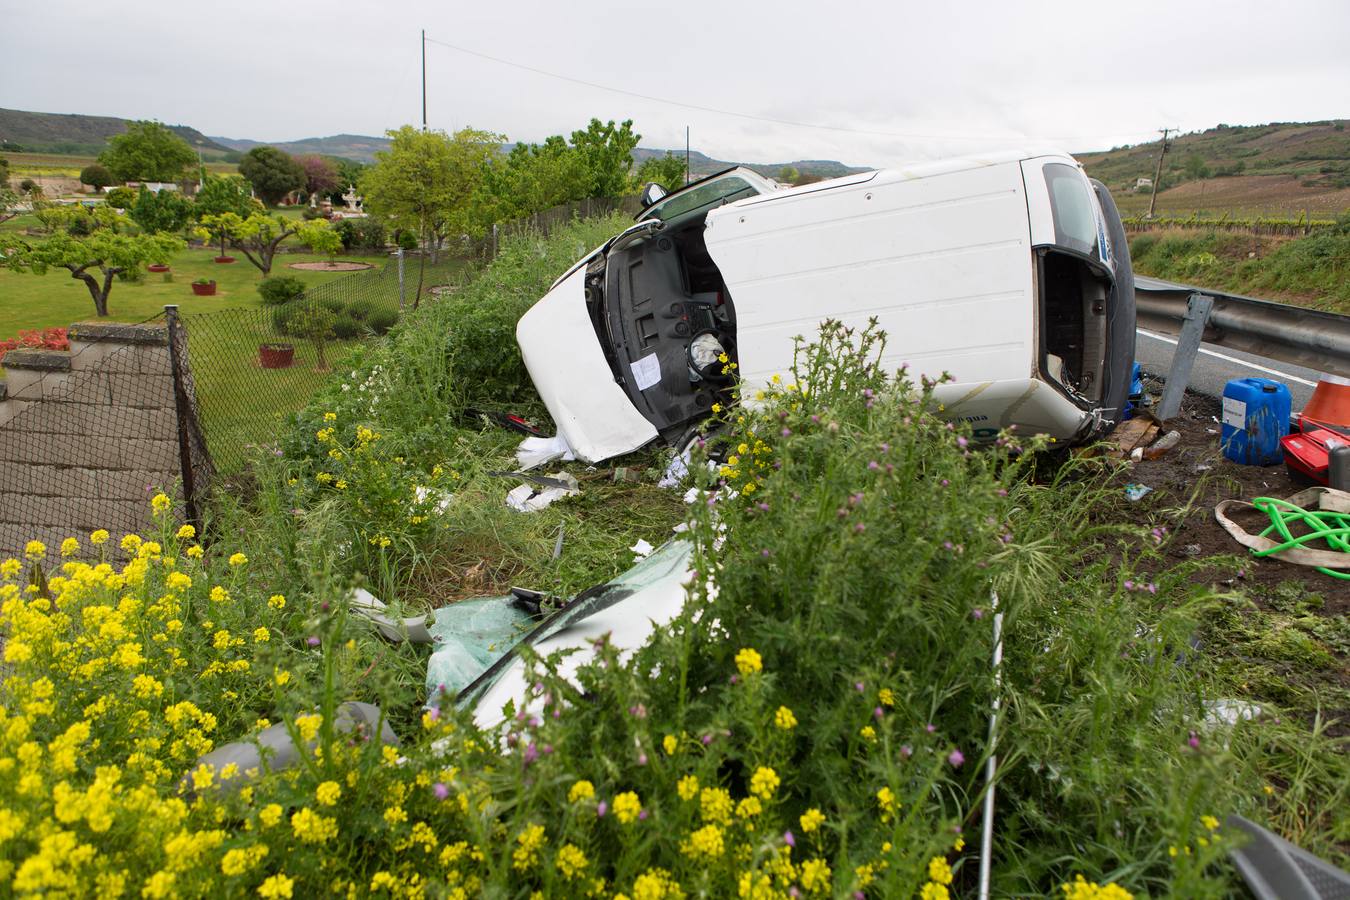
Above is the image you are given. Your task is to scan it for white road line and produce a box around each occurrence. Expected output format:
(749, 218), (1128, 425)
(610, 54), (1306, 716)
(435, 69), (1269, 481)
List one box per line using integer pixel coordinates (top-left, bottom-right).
(1136, 329), (1319, 387)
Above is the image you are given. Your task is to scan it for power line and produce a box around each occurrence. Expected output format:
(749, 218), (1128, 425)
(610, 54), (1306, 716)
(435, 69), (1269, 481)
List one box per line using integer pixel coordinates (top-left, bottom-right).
(423, 35), (1149, 147)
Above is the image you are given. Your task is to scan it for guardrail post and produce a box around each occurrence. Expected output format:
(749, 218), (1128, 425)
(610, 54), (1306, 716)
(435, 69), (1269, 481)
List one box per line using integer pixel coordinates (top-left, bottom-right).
(1157, 292), (1215, 420)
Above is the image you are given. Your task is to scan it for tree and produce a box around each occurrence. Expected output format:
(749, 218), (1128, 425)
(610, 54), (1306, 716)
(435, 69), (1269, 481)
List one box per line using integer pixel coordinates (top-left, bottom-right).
(79, 164), (114, 192)
(193, 175), (261, 256)
(0, 186), (18, 226)
(637, 153), (688, 192)
(105, 186), (136, 210)
(1183, 154), (1211, 180)
(129, 187), (192, 234)
(238, 146), (306, 206)
(778, 166), (800, 184)
(98, 121), (197, 183)
(361, 125), (503, 305)
(569, 118), (640, 198)
(0, 156), (9, 188)
(288, 304), (338, 371)
(5, 230), (184, 316)
(195, 211), (340, 275)
(297, 155), (339, 201)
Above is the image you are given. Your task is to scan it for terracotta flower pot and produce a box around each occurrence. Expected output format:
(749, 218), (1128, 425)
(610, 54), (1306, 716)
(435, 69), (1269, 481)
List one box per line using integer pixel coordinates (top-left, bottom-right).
(191, 281), (217, 296)
(213, 256), (236, 264)
(259, 343), (295, 369)
(147, 264), (170, 273)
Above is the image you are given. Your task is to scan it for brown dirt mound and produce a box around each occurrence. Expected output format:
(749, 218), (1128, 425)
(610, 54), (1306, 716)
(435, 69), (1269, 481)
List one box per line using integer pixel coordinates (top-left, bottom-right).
(287, 261), (375, 272)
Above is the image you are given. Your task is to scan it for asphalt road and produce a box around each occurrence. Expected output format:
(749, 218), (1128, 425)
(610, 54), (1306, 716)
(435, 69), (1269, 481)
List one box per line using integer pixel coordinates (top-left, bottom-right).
(1132, 276), (1322, 408)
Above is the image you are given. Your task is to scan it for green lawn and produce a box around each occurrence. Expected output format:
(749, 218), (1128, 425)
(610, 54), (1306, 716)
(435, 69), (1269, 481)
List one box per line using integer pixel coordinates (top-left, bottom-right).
(0, 243), (383, 335)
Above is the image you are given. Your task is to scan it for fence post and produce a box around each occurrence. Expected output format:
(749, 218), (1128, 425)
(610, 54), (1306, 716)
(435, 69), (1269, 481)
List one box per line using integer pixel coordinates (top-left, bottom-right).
(1157, 292), (1215, 421)
(164, 305), (202, 530)
(396, 248), (405, 312)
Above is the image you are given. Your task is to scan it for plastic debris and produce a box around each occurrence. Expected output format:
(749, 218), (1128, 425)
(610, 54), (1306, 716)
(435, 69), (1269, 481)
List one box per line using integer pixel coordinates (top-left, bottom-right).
(505, 472), (580, 512)
(1215, 486), (1350, 579)
(184, 702), (397, 797)
(659, 447), (693, 488)
(612, 466), (644, 483)
(630, 538), (655, 560)
(1141, 430), (1181, 460)
(1202, 699), (1262, 728)
(515, 434), (576, 470)
(349, 587), (435, 643)
(1124, 483), (1153, 501)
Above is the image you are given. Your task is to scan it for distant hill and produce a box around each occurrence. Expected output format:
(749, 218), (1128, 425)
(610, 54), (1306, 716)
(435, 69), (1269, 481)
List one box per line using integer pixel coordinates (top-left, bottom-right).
(210, 133), (393, 163)
(1078, 120), (1350, 217)
(0, 107), (231, 155)
(630, 147), (869, 180)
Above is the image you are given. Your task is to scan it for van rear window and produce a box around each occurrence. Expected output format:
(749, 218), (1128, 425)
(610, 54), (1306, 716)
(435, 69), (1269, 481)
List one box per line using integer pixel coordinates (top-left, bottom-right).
(1042, 164), (1098, 258)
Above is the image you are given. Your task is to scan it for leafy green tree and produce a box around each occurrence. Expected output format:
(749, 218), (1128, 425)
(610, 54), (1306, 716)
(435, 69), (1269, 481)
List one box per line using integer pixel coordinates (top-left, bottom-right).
(129, 187), (192, 234)
(0, 156), (10, 188)
(288, 304), (338, 371)
(80, 164), (114, 192)
(238, 146), (306, 206)
(4, 230), (184, 316)
(361, 125), (503, 305)
(637, 153), (688, 192)
(569, 118), (640, 197)
(474, 136), (591, 224)
(105, 186), (136, 210)
(195, 211), (340, 275)
(193, 175), (261, 255)
(1184, 154), (1211, 180)
(778, 165), (800, 184)
(0, 185), (17, 225)
(98, 121), (197, 183)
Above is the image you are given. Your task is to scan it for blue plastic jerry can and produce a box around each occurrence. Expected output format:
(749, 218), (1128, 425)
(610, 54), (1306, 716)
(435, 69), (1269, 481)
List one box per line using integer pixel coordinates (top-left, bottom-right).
(1221, 378), (1292, 466)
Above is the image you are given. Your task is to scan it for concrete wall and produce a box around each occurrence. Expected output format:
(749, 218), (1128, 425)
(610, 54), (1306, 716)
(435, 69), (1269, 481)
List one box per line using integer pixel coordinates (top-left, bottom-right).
(0, 321), (181, 557)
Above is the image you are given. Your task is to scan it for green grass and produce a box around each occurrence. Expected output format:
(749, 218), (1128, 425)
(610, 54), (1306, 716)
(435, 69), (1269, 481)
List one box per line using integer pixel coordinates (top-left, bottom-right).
(0, 245), (375, 335)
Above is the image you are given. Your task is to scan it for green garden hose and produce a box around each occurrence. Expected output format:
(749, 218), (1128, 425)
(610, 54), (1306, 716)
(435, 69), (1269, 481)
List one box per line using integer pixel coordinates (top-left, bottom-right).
(1249, 496), (1350, 580)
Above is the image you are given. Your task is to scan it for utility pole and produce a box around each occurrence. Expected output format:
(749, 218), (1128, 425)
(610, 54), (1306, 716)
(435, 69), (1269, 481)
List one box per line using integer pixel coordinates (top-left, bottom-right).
(685, 126), (690, 184)
(1146, 127), (1173, 219)
(421, 29), (428, 131)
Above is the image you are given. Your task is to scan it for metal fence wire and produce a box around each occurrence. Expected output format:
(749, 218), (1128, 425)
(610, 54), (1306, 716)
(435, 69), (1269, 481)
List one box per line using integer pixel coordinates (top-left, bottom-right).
(0, 315), (183, 558)
(180, 255), (465, 475)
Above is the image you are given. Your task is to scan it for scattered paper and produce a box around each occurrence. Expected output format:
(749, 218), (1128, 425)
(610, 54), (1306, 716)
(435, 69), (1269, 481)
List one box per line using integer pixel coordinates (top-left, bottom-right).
(505, 472), (580, 513)
(630, 538), (654, 560)
(630, 354), (662, 391)
(516, 434), (576, 471)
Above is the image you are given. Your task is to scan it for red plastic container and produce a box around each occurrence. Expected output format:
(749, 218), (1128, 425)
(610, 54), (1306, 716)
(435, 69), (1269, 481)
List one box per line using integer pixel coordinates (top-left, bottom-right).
(1281, 427), (1349, 485)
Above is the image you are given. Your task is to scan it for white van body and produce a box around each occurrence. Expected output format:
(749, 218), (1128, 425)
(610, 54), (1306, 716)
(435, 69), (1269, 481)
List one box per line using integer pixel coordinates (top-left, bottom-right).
(517, 149), (1135, 462)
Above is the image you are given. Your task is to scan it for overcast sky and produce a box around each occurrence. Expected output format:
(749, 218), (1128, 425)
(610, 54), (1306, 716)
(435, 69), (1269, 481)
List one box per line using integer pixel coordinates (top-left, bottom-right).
(3, 0), (1348, 167)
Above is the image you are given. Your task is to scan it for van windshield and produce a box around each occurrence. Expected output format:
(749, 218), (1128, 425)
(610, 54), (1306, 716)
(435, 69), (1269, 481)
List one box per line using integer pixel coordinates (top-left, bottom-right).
(640, 174), (762, 223)
(1042, 164), (1099, 259)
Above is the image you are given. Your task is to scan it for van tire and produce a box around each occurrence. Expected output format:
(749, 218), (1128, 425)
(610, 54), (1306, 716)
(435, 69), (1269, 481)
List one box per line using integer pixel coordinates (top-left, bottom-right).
(1091, 179), (1137, 433)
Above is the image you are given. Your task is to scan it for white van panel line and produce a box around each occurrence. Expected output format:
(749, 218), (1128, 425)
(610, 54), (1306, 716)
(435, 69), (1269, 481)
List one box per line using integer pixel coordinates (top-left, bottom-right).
(720, 237), (1027, 289)
(739, 288), (1027, 335)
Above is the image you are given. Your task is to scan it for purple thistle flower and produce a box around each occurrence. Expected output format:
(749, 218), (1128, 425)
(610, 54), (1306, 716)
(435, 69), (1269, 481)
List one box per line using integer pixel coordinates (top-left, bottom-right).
(542, 744), (554, 755)
(810, 414), (821, 424)
(880, 442), (890, 452)
(784, 830), (796, 847)
(596, 800), (608, 817)
(948, 748), (965, 767)
(900, 744), (913, 757)
(757, 502), (770, 512)
(433, 782), (449, 800)
(702, 733), (714, 745)
(638, 808), (649, 820)
(523, 743), (538, 765)
(638, 753), (648, 766)
(1188, 731), (1200, 750)
(943, 541), (954, 550)
(854, 522), (866, 534)
(873, 706), (884, 720)
(306, 636), (320, 647)
(761, 549), (772, 558)
(855, 682), (866, 692)
(926, 723), (936, 733)
(972, 607), (985, 620)
(868, 460), (880, 471)
(863, 389), (873, 399)
(781, 427), (792, 437)
(957, 436), (968, 449)
(940, 479), (950, 487)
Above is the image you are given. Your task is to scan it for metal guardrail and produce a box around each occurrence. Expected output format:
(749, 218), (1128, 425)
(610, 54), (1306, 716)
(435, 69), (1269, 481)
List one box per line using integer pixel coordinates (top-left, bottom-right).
(1134, 276), (1350, 378)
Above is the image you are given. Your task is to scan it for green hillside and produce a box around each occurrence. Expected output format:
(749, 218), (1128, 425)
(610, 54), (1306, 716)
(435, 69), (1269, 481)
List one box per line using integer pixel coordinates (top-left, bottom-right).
(0, 107), (231, 156)
(1079, 120), (1350, 217)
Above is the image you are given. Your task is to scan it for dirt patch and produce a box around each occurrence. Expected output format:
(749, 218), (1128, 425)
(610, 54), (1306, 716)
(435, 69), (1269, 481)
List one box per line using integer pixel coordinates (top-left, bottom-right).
(1108, 378), (1350, 733)
(287, 261), (375, 272)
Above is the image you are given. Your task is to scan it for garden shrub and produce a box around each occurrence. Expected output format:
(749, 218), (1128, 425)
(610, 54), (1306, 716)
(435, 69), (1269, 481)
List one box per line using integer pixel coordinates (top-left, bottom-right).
(331, 314), (361, 340)
(345, 299), (375, 321)
(365, 309), (397, 336)
(336, 217), (387, 251)
(104, 186), (135, 210)
(258, 276), (306, 307)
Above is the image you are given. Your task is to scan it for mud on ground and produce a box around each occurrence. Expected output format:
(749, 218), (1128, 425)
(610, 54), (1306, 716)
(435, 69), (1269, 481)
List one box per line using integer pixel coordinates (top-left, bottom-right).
(1112, 378), (1350, 735)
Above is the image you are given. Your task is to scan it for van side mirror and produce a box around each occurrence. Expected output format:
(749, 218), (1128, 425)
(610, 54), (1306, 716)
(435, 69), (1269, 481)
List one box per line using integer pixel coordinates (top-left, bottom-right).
(640, 182), (668, 208)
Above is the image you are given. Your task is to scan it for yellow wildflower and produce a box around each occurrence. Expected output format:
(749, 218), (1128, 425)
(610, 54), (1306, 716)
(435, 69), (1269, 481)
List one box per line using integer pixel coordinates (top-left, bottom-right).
(663, 734), (679, 755)
(556, 843), (589, 879)
(258, 873), (294, 898)
(774, 706), (797, 730)
(228, 553), (248, 567)
(567, 780), (595, 803)
(799, 808), (825, 833)
(613, 791), (642, 824)
(677, 775), (700, 801)
(734, 647), (763, 676)
(90, 529), (110, 545)
(60, 537), (80, 557)
(268, 593), (286, 609)
(316, 781), (341, 806)
(928, 856), (953, 885)
(24, 540), (45, 560)
(749, 767), (779, 799)
(177, 524), (196, 540)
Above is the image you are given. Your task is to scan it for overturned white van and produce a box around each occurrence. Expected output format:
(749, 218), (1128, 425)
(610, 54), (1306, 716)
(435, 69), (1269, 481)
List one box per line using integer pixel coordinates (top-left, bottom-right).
(517, 149), (1135, 462)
